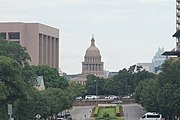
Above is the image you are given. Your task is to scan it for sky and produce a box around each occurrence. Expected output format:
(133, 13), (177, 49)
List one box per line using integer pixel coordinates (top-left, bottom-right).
(0, 0), (176, 74)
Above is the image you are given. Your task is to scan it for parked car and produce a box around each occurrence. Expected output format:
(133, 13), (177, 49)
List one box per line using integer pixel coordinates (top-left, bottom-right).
(105, 95), (118, 100)
(85, 95), (97, 100)
(140, 112), (164, 120)
(76, 96), (82, 100)
(63, 112), (72, 120)
(57, 118), (66, 120)
(111, 100), (122, 104)
(122, 96), (130, 99)
(57, 112), (72, 120)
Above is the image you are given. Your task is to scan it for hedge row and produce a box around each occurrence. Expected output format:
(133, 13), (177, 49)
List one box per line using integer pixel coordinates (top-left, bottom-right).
(94, 106), (99, 117)
(116, 105), (120, 117)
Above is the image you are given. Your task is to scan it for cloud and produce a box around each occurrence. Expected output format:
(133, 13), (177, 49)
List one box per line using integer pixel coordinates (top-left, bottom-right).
(0, 0), (175, 74)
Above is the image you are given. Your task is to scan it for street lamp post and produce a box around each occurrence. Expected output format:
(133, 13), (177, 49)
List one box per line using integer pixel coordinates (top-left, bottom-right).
(94, 80), (98, 106)
(8, 104), (12, 120)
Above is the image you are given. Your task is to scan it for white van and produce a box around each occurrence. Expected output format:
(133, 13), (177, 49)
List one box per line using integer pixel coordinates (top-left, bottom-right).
(140, 112), (164, 120)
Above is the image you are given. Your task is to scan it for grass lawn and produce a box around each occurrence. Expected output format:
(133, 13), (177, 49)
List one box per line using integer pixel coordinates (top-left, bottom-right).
(98, 107), (116, 118)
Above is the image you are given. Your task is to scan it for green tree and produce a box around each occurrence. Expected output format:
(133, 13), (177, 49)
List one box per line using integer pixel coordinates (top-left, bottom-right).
(112, 68), (132, 95)
(22, 65), (37, 85)
(133, 70), (156, 89)
(135, 60), (180, 119)
(157, 83), (179, 119)
(135, 78), (159, 111)
(0, 40), (30, 66)
(43, 88), (71, 115)
(85, 75), (105, 95)
(157, 60), (180, 119)
(14, 88), (50, 119)
(0, 40), (36, 119)
(85, 75), (98, 95)
(14, 87), (75, 119)
(0, 56), (29, 119)
(32, 65), (68, 89)
(103, 78), (115, 95)
(68, 83), (86, 99)
(0, 56), (27, 102)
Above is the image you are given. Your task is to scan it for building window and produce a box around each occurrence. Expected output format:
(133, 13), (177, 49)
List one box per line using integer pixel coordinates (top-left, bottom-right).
(0, 32), (6, 39)
(8, 32), (20, 39)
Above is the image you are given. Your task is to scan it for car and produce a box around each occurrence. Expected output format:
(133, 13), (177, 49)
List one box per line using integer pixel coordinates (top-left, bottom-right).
(57, 113), (64, 119)
(122, 96), (130, 99)
(85, 95), (97, 100)
(57, 118), (66, 120)
(111, 100), (122, 104)
(76, 96), (82, 100)
(57, 112), (72, 120)
(140, 112), (165, 120)
(105, 95), (118, 100)
(63, 112), (72, 120)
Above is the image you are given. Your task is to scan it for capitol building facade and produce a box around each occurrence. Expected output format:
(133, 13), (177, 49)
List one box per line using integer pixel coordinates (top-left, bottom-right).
(82, 36), (104, 76)
(69, 36), (104, 85)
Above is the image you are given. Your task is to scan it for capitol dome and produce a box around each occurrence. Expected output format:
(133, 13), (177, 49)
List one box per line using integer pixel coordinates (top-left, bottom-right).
(82, 36), (104, 77)
(85, 37), (101, 57)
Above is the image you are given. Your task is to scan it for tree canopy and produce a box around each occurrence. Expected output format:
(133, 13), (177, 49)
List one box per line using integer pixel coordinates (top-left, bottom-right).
(0, 56), (29, 119)
(32, 65), (69, 89)
(85, 66), (156, 96)
(135, 59), (180, 119)
(0, 40), (74, 119)
(0, 40), (30, 66)
(157, 60), (180, 119)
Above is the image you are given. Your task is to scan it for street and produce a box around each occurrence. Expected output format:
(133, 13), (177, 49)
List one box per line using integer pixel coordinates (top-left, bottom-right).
(70, 104), (145, 120)
(122, 103), (145, 120)
(70, 106), (93, 120)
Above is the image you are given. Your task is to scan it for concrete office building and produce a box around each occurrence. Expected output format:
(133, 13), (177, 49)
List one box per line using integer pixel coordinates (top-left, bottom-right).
(137, 63), (153, 73)
(152, 47), (167, 73)
(137, 47), (167, 74)
(0, 22), (59, 69)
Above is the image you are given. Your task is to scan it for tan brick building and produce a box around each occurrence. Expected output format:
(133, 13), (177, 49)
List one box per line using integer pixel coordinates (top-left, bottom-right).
(0, 22), (59, 69)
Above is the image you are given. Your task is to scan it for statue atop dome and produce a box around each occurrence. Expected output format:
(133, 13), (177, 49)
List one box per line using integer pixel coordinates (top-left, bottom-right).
(91, 36), (95, 46)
